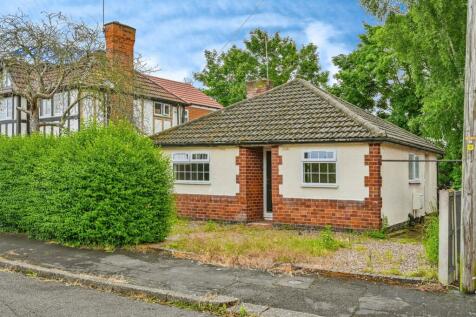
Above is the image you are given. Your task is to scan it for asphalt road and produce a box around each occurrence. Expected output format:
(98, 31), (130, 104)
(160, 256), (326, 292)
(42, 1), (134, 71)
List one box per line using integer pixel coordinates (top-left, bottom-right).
(0, 271), (211, 317)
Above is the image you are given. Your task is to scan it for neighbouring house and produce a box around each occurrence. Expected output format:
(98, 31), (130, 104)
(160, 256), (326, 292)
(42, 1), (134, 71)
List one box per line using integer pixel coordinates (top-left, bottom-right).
(0, 21), (222, 136)
(153, 79), (443, 230)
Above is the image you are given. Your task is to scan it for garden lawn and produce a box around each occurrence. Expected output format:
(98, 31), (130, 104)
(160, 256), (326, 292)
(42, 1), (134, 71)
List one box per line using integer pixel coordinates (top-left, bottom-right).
(143, 219), (437, 280)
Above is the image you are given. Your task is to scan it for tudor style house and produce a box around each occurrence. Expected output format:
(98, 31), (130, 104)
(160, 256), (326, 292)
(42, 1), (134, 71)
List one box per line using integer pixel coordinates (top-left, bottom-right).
(153, 79), (442, 230)
(0, 21), (222, 136)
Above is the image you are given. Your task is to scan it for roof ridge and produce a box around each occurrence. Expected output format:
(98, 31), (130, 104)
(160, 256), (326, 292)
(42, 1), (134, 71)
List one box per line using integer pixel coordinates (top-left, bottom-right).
(297, 79), (386, 138)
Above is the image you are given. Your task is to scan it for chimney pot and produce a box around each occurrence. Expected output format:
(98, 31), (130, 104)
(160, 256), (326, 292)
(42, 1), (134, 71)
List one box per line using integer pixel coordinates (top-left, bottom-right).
(246, 79), (273, 99)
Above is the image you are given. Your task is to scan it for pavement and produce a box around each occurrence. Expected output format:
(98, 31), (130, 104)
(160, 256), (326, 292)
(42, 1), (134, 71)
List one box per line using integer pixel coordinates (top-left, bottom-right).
(1, 233), (476, 317)
(0, 271), (211, 317)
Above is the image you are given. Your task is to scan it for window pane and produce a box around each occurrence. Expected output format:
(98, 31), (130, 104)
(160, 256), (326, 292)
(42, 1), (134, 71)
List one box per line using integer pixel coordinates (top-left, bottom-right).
(311, 173), (319, 183)
(329, 174), (336, 184)
(304, 173), (311, 183)
(304, 163), (311, 173)
(320, 163), (328, 173)
(320, 173), (329, 184)
(329, 163), (336, 173)
(311, 163), (319, 173)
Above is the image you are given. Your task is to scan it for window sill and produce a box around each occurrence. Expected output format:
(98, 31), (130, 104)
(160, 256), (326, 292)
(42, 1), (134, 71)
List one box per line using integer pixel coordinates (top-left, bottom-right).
(301, 183), (338, 188)
(409, 180), (421, 184)
(175, 181), (211, 185)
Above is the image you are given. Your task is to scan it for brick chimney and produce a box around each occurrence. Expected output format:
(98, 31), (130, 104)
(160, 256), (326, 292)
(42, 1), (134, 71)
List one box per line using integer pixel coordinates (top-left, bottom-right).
(104, 21), (136, 69)
(246, 79), (273, 99)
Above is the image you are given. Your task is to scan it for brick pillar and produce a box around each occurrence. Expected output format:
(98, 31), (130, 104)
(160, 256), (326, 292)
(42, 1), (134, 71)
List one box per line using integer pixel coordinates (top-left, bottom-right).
(236, 147), (264, 221)
(270, 146), (283, 212)
(364, 143), (383, 228)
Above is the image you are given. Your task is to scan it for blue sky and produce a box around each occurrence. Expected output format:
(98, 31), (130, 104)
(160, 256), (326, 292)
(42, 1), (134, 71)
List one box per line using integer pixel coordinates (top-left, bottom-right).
(0, 0), (376, 84)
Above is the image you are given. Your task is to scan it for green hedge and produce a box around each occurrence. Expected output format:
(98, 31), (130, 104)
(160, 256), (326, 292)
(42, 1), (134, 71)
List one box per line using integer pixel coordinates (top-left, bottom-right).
(0, 123), (174, 247)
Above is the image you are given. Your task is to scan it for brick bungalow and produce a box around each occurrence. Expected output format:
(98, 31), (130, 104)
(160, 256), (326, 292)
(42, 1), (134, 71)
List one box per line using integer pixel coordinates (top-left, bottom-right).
(152, 79), (443, 230)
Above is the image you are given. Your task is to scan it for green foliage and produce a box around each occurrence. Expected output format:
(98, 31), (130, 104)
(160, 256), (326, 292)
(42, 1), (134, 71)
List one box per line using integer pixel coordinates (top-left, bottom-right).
(0, 123), (174, 247)
(194, 29), (329, 106)
(319, 226), (343, 250)
(423, 214), (439, 265)
(365, 216), (388, 239)
(335, 0), (467, 187)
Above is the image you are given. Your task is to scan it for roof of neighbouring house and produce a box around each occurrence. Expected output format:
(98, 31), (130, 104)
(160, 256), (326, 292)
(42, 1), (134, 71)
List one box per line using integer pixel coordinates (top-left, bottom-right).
(152, 79), (443, 154)
(146, 75), (223, 109)
(2, 61), (222, 107)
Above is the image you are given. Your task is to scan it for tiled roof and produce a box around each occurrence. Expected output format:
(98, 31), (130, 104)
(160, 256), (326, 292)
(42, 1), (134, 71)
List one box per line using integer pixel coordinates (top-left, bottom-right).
(134, 73), (184, 103)
(3, 62), (185, 104)
(152, 79), (443, 154)
(146, 75), (223, 109)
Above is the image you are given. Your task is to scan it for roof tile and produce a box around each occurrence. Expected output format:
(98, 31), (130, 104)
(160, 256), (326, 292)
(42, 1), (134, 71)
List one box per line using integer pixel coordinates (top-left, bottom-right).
(152, 79), (442, 154)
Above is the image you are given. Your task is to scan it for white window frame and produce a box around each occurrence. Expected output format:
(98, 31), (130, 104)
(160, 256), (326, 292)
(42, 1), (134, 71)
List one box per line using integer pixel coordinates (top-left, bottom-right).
(40, 99), (52, 118)
(154, 102), (171, 117)
(172, 151), (210, 184)
(2, 71), (12, 88)
(0, 97), (13, 120)
(183, 109), (189, 123)
(409, 153), (421, 183)
(301, 150), (338, 188)
(53, 92), (68, 116)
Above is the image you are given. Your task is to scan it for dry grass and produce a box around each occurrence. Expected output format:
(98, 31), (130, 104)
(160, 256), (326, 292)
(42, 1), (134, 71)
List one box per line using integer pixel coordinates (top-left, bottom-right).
(153, 219), (437, 280)
(163, 219), (347, 269)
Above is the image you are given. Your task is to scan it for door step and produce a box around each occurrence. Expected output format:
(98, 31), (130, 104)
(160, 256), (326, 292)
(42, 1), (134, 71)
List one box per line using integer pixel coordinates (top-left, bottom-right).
(247, 221), (273, 228)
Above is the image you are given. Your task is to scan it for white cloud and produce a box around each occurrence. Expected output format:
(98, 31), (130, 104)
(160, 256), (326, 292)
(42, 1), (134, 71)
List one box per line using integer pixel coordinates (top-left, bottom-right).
(305, 21), (351, 84)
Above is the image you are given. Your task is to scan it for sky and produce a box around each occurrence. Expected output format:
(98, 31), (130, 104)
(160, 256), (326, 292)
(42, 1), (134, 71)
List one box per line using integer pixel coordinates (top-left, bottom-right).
(0, 0), (377, 84)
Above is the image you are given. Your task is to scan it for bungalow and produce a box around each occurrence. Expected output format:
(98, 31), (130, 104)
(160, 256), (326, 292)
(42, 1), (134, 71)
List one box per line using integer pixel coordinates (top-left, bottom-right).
(153, 79), (442, 230)
(0, 22), (222, 136)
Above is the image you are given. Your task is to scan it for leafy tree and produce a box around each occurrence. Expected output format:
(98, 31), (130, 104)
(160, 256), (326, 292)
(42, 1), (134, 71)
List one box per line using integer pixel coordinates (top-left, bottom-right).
(333, 0), (466, 187)
(194, 29), (329, 106)
(331, 24), (422, 134)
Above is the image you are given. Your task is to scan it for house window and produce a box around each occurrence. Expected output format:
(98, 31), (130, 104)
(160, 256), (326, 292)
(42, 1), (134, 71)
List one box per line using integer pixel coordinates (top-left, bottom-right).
(409, 154), (420, 181)
(0, 97), (13, 120)
(302, 150), (337, 185)
(2, 71), (12, 88)
(40, 99), (52, 118)
(154, 102), (171, 117)
(183, 109), (189, 123)
(53, 92), (68, 116)
(172, 152), (210, 182)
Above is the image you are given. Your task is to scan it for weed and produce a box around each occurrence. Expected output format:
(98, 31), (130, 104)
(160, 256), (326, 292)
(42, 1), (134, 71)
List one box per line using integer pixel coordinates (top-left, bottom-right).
(423, 214), (438, 265)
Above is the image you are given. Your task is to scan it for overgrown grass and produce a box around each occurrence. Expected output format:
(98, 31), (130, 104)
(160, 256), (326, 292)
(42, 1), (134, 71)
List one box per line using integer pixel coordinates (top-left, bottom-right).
(165, 220), (347, 267)
(423, 214), (439, 265)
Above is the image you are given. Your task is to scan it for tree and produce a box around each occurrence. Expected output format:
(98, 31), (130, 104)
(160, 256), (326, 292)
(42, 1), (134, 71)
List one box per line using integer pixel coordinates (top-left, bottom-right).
(338, 0), (467, 187)
(194, 29), (329, 106)
(0, 12), (139, 134)
(331, 24), (422, 135)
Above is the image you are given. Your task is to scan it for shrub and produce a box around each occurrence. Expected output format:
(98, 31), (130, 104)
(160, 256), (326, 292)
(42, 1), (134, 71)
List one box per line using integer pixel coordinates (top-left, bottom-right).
(0, 123), (174, 247)
(423, 214), (439, 265)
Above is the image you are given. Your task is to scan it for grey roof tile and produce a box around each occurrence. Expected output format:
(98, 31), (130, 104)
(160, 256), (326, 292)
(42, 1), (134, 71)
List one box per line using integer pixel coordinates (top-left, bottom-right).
(152, 79), (443, 154)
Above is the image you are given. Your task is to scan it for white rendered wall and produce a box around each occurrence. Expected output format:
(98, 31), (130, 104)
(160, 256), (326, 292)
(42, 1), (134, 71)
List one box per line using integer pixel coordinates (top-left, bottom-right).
(381, 143), (438, 226)
(162, 146), (239, 196)
(279, 143), (369, 201)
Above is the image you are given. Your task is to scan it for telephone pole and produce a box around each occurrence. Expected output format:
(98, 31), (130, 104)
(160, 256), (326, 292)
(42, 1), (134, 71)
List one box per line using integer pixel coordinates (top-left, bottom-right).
(462, 0), (476, 294)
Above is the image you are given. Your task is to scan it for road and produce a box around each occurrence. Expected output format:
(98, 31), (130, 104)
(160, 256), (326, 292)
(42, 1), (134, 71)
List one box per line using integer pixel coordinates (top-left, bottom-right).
(0, 271), (211, 317)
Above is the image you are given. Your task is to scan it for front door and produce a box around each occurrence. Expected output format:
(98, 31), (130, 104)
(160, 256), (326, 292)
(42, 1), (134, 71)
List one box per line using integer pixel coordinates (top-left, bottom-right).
(264, 150), (273, 219)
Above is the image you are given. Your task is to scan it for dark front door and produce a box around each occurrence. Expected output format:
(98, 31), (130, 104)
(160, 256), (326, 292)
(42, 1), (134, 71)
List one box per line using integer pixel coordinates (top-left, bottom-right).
(265, 150), (273, 215)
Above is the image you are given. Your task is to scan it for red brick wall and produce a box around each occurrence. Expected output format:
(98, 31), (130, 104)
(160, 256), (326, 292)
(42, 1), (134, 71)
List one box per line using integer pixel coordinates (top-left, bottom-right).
(272, 144), (382, 230)
(188, 106), (214, 121)
(175, 147), (263, 222)
(236, 147), (263, 221)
